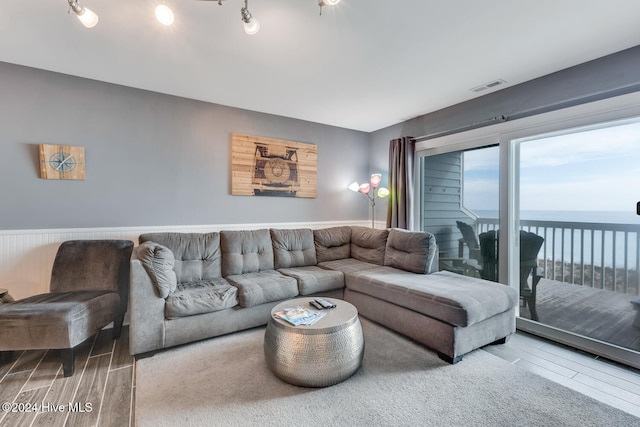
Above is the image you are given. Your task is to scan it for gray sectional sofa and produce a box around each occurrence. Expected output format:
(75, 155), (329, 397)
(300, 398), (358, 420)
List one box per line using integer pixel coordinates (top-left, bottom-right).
(129, 226), (518, 363)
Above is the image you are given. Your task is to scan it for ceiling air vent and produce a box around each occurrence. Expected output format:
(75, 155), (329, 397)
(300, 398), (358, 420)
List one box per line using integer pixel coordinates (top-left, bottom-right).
(470, 79), (507, 93)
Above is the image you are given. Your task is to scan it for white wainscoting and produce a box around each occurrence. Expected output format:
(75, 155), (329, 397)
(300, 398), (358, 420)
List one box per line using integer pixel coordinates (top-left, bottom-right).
(0, 220), (378, 300)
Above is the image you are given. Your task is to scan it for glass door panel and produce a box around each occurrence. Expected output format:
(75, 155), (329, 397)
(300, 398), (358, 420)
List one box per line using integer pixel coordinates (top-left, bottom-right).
(421, 145), (500, 280)
(518, 119), (640, 353)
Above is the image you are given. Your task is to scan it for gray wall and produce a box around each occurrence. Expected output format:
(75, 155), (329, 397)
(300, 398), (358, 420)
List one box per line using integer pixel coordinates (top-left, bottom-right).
(369, 45), (640, 225)
(371, 44), (640, 144)
(0, 62), (370, 230)
(4, 45), (640, 230)
(399, 45), (640, 141)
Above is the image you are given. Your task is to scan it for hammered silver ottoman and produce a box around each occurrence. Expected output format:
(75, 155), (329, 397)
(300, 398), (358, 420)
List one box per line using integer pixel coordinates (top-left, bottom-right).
(264, 297), (364, 387)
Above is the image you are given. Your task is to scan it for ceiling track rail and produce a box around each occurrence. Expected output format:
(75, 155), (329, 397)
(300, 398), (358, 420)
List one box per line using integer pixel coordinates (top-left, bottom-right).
(413, 81), (640, 143)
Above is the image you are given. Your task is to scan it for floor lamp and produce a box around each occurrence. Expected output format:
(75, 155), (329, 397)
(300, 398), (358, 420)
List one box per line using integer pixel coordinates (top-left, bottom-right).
(349, 173), (390, 229)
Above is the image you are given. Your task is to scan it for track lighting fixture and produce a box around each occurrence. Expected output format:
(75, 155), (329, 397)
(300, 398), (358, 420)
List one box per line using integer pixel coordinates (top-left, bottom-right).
(65, 0), (342, 33)
(240, 0), (260, 35)
(68, 0), (99, 28)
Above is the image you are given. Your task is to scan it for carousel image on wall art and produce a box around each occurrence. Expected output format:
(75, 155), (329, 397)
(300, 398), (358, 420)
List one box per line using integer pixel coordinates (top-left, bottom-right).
(231, 133), (317, 198)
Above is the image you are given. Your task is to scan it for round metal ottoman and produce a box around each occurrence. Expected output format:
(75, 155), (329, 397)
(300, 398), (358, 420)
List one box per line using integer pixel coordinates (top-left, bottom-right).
(264, 297), (364, 387)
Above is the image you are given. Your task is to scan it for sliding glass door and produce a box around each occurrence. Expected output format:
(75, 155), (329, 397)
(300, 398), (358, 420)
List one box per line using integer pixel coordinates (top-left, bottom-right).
(517, 119), (640, 352)
(416, 93), (640, 368)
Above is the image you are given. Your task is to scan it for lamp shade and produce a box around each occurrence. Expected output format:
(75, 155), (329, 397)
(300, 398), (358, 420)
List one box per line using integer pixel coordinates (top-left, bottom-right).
(243, 17), (260, 34)
(348, 182), (360, 192)
(370, 173), (382, 188)
(358, 183), (370, 194)
(76, 7), (99, 28)
(377, 187), (390, 198)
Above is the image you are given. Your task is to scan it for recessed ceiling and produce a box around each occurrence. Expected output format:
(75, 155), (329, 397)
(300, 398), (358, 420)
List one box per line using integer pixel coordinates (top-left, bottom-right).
(1, 1), (639, 132)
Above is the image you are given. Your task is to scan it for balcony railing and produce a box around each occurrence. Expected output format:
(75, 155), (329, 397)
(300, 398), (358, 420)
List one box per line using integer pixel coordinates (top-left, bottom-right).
(476, 218), (640, 296)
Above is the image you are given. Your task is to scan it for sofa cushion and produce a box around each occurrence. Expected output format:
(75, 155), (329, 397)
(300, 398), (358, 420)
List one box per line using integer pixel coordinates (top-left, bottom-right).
(345, 268), (518, 327)
(136, 241), (178, 298)
(165, 279), (238, 319)
(221, 229), (274, 277)
(225, 270), (298, 308)
(271, 228), (317, 269)
(350, 226), (389, 265)
(318, 258), (384, 275)
(139, 233), (222, 283)
(278, 266), (344, 295)
(384, 228), (438, 274)
(314, 226), (352, 263)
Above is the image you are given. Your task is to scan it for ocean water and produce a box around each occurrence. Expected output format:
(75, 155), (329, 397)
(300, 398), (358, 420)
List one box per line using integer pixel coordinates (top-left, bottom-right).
(471, 210), (640, 268)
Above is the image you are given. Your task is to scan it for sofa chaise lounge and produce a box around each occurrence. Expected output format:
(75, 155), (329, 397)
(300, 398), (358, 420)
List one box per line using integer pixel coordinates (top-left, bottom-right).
(129, 226), (518, 363)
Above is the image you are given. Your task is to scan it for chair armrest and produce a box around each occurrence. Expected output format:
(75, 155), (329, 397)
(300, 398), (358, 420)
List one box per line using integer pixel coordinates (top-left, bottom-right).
(129, 259), (167, 356)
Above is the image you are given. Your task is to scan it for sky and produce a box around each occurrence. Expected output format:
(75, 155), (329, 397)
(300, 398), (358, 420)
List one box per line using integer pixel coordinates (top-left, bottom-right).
(462, 119), (640, 216)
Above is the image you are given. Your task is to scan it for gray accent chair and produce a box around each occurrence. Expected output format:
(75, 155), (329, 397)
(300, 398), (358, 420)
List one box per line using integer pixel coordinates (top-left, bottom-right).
(0, 240), (133, 377)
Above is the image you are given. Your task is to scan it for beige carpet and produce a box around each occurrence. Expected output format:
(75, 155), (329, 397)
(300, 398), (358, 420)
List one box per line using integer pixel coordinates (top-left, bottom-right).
(136, 318), (639, 426)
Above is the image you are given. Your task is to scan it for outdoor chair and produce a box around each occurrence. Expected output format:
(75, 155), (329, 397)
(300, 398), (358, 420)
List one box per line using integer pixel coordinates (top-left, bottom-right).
(478, 230), (544, 321)
(455, 220), (483, 276)
(0, 240), (133, 376)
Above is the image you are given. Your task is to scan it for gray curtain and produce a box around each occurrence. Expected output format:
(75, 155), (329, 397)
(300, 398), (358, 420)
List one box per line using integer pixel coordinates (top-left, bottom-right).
(387, 137), (415, 229)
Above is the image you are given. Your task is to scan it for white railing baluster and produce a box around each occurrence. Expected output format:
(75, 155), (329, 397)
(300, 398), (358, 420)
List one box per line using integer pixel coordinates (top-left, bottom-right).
(601, 231), (606, 290)
(612, 231), (617, 292)
(580, 228), (585, 285)
(623, 231), (629, 294)
(590, 229), (595, 288)
(570, 228), (575, 284)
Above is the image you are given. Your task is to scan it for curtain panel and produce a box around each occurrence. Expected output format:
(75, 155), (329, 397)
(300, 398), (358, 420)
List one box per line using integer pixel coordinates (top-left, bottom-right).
(387, 137), (415, 229)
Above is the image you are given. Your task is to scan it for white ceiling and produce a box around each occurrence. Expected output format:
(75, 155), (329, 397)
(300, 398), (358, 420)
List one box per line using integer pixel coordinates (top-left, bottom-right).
(2, 1), (640, 132)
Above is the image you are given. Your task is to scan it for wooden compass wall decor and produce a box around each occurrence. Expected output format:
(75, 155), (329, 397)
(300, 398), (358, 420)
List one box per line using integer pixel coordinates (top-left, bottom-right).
(39, 144), (86, 180)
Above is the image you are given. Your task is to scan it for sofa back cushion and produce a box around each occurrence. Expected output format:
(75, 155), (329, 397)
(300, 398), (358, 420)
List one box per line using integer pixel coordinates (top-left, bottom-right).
(384, 228), (438, 274)
(139, 232), (222, 283)
(313, 226), (352, 263)
(350, 226), (389, 265)
(220, 229), (274, 276)
(271, 228), (317, 269)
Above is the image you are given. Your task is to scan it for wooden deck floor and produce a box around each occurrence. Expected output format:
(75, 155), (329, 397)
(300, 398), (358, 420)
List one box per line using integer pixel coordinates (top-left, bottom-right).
(519, 278), (640, 352)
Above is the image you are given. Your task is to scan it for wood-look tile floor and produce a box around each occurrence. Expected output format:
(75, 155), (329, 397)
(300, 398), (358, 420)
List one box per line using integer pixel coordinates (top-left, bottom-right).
(483, 331), (640, 418)
(1, 326), (638, 426)
(0, 328), (134, 427)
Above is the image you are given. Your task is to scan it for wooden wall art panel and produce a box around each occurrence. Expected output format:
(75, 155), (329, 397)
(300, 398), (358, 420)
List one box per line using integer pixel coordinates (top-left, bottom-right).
(231, 133), (317, 198)
(39, 144), (86, 180)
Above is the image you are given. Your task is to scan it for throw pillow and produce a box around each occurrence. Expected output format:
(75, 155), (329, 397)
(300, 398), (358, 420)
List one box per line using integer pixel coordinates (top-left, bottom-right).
(384, 228), (437, 274)
(137, 241), (178, 298)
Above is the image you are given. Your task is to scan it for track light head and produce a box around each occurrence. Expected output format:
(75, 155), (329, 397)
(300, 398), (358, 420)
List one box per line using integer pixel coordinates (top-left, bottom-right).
(318, 0), (340, 15)
(68, 0), (99, 28)
(240, 0), (260, 35)
(155, 4), (175, 26)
